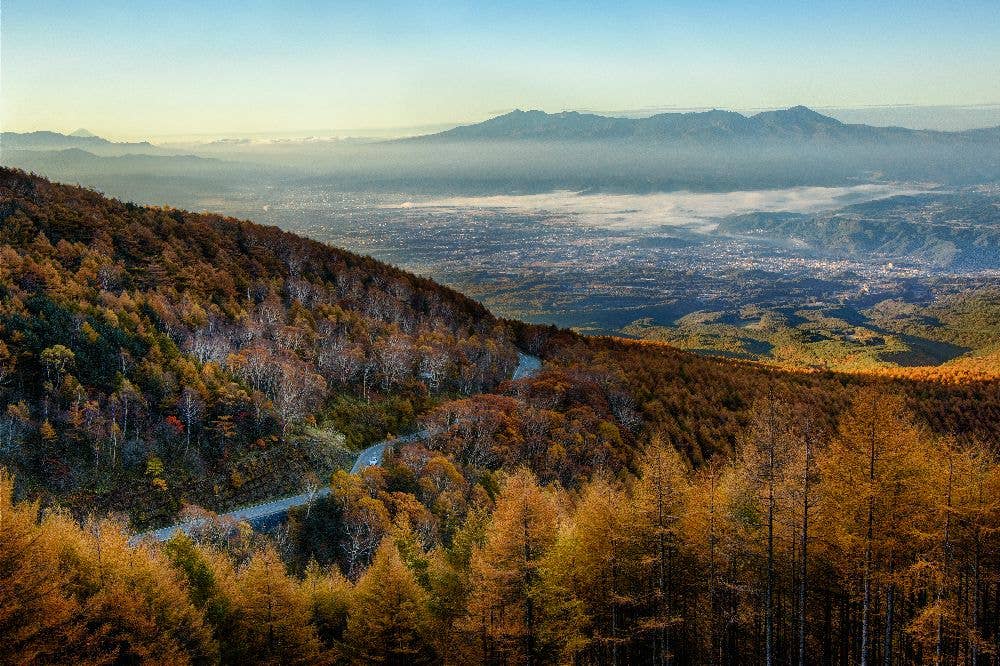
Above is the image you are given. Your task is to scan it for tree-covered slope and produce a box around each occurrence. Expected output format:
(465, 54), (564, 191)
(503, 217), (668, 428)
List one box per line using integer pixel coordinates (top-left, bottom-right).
(2, 167), (998, 534)
(0, 168), (517, 524)
(4, 170), (1000, 664)
(718, 191), (1000, 269)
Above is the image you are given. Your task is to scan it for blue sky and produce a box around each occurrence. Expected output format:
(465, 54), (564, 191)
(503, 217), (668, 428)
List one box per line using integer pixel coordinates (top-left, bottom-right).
(3, 1), (999, 139)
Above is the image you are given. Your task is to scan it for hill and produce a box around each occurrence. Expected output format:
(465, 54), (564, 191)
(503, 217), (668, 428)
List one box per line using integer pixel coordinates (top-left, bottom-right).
(0, 146), (282, 209)
(717, 191), (1000, 270)
(1, 130), (168, 156)
(2, 167), (997, 524)
(0, 167), (517, 525)
(7, 110), (1000, 199)
(3, 169), (1000, 664)
(2, 147), (225, 174)
(413, 105), (1000, 145)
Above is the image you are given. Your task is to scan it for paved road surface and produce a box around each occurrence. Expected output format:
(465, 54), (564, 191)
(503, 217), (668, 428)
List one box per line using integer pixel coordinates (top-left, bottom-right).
(134, 352), (541, 543)
(139, 486), (334, 543)
(512, 352), (542, 380)
(349, 430), (428, 474)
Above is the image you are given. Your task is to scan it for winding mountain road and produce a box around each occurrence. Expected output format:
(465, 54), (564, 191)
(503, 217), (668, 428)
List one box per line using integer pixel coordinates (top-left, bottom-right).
(349, 429), (429, 474)
(511, 352), (542, 380)
(133, 352), (542, 543)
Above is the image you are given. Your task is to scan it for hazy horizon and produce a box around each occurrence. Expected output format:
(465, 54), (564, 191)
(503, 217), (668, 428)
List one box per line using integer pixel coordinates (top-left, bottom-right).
(4, 4), (1000, 662)
(5, 103), (1000, 145)
(4, 1), (999, 140)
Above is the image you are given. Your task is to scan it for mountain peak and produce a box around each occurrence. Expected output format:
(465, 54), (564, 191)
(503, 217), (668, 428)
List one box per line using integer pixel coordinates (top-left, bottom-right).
(752, 105), (842, 126)
(403, 105), (986, 144)
(69, 128), (98, 138)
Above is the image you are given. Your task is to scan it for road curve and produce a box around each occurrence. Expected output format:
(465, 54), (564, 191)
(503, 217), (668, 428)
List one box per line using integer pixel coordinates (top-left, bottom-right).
(512, 352), (542, 380)
(349, 430), (429, 474)
(133, 352), (542, 543)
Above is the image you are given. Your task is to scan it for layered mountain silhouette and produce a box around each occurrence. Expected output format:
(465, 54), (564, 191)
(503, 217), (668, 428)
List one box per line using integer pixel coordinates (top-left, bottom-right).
(4, 107), (999, 197)
(412, 106), (1000, 144)
(1, 130), (164, 156)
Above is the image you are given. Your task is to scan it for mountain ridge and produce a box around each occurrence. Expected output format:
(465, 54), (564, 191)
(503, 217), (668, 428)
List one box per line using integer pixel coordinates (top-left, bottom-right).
(7, 107), (1000, 151)
(0, 165), (526, 525)
(3, 165), (998, 528)
(408, 105), (1000, 143)
(1, 130), (165, 156)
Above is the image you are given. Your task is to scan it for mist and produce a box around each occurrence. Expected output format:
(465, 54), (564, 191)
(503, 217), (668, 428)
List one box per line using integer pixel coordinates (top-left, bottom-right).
(3, 129), (998, 209)
(386, 184), (922, 232)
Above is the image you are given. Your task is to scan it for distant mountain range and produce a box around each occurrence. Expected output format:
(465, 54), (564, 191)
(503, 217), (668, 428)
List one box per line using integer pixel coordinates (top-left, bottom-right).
(5, 107), (998, 155)
(412, 106), (1000, 144)
(717, 192), (1000, 270)
(4, 107), (1000, 198)
(0, 141), (266, 208)
(2, 147), (222, 171)
(1, 130), (165, 156)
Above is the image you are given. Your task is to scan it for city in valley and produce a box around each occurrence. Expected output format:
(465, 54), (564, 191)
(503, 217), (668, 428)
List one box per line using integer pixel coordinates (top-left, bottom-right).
(4, 2), (1000, 663)
(207, 183), (1000, 370)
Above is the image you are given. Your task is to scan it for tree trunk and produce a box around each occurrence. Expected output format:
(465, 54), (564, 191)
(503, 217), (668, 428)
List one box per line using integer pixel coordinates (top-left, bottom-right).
(883, 584), (895, 666)
(659, 469), (669, 666)
(937, 456), (954, 665)
(973, 531), (981, 666)
(524, 511), (535, 666)
(862, 405), (878, 666)
(709, 472), (718, 666)
(799, 435), (812, 666)
(766, 394), (777, 666)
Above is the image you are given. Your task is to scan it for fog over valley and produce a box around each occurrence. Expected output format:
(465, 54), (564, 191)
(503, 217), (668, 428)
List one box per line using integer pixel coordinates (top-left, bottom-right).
(4, 110), (997, 353)
(386, 184), (926, 232)
(7, 3), (1000, 661)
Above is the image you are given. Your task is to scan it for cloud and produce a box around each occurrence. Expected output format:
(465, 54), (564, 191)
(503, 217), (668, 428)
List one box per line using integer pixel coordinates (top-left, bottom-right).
(385, 184), (925, 232)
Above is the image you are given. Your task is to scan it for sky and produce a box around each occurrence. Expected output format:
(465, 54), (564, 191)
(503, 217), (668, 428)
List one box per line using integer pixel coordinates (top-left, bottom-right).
(3, 0), (1000, 140)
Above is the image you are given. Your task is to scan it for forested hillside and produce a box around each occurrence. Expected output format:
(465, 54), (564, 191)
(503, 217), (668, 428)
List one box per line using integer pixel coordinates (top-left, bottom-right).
(3, 169), (1000, 664)
(6, 393), (1000, 664)
(718, 192), (1000, 270)
(0, 168), (518, 524)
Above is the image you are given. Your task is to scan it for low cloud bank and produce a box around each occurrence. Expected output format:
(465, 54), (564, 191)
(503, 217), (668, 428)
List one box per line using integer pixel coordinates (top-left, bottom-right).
(388, 184), (924, 231)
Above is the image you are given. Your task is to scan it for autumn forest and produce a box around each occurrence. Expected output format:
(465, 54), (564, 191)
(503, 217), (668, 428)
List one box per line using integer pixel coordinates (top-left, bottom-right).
(3, 168), (1000, 665)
